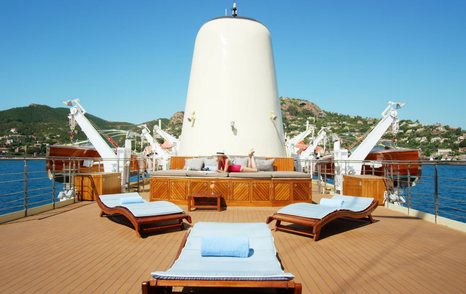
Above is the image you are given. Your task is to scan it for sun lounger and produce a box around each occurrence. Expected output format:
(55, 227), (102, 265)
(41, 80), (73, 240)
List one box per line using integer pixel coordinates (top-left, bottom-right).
(142, 222), (302, 293)
(266, 195), (378, 241)
(97, 192), (191, 237)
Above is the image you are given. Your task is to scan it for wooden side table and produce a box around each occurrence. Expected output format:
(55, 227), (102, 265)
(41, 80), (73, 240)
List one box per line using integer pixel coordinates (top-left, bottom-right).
(188, 193), (222, 212)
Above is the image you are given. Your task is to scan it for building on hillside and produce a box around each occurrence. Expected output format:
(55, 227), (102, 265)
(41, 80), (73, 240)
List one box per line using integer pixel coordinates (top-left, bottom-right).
(437, 149), (452, 157)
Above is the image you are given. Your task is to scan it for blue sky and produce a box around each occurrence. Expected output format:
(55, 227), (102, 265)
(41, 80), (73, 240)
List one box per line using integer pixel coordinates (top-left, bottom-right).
(1, 0), (465, 128)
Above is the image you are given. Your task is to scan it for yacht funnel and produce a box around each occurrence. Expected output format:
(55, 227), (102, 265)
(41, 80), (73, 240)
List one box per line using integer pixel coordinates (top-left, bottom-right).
(178, 16), (286, 157)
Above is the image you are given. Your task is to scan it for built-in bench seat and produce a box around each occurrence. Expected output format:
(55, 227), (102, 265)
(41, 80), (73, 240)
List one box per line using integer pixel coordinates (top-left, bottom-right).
(150, 167), (312, 207)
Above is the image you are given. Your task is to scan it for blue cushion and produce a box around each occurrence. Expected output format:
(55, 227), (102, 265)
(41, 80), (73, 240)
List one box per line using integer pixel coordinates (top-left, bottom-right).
(119, 196), (144, 205)
(201, 236), (250, 258)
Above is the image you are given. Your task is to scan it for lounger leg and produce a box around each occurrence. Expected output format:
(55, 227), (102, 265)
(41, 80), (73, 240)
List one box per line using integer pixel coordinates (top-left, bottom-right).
(141, 281), (152, 294)
(141, 281), (172, 294)
(135, 224), (142, 238)
(266, 216), (274, 224)
(293, 283), (303, 294)
(368, 214), (375, 223)
(313, 228), (320, 241)
(179, 219), (184, 231)
(275, 220), (282, 231)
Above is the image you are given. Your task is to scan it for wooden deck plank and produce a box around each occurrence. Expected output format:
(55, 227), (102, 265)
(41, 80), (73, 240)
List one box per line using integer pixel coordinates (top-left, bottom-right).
(0, 199), (465, 293)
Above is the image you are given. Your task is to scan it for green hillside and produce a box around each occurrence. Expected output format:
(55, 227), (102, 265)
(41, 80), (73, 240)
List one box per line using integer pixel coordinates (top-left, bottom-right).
(1, 100), (464, 158)
(0, 104), (138, 155)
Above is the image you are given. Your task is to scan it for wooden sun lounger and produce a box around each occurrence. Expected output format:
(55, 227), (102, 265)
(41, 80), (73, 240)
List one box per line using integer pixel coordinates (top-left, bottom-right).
(266, 198), (378, 241)
(142, 278), (301, 294)
(141, 223), (302, 294)
(96, 194), (192, 238)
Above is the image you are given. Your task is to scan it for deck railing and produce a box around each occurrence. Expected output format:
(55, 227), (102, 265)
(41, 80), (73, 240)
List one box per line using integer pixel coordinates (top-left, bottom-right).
(1, 156), (465, 225)
(0, 156), (151, 222)
(0, 158), (62, 218)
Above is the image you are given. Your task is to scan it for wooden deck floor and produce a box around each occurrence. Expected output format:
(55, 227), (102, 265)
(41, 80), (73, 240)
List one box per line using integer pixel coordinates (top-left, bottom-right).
(1, 195), (465, 293)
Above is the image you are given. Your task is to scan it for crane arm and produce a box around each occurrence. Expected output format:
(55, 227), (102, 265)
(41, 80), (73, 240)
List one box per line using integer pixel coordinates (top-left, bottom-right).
(65, 99), (118, 172)
(153, 125), (179, 146)
(288, 127), (314, 146)
(140, 125), (170, 160)
(300, 128), (327, 159)
(347, 101), (404, 174)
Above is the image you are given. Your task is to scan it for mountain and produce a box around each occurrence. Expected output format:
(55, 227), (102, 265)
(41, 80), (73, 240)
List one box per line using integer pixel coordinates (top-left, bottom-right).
(0, 104), (135, 142)
(0, 100), (464, 158)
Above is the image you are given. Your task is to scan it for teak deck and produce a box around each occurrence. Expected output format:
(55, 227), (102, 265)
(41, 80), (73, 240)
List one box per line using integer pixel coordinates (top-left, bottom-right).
(1, 191), (466, 293)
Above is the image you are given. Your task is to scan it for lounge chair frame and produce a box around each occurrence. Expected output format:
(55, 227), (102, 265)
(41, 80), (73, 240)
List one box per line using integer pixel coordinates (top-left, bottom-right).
(141, 230), (302, 294)
(266, 199), (378, 241)
(96, 195), (192, 238)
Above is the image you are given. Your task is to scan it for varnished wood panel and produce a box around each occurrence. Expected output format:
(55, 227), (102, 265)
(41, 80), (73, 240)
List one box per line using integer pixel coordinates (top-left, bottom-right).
(169, 179), (188, 200)
(150, 178), (169, 200)
(189, 180), (210, 195)
(76, 173), (121, 201)
(169, 156), (191, 170)
(273, 181), (292, 201)
(231, 181), (250, 201)
(210, 180), (230, 200)
(150, 176), (312, 206)
(293, 181), (312, 201)
(343, 175), (387, 205)
(252, 181), (271, 201)
(269, 157), (294, 171)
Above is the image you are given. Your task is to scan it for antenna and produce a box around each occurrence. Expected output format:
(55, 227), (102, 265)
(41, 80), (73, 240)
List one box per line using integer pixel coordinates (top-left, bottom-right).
(232, 1), (238, 17)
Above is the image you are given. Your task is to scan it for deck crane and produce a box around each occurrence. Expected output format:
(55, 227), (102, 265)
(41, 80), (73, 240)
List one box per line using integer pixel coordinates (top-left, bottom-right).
(297, 127), (328, 173)
(153, 120), (179, 155)
(286, 121), (315, 157)
(139, 125), (170, 171)
(299, 127), (328, 160)
(333, 101), (404, 192)
(64, 99), (132, 189)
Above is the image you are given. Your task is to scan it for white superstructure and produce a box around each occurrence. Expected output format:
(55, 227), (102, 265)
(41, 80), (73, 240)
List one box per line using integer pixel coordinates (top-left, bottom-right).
(178, 15), (286, 157)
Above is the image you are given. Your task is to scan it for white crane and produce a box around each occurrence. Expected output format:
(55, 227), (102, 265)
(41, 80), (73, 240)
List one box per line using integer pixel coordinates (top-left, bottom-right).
(139, 125), (170, 171)
(333, 101), (404, 192)
(286, 121), (315, 157)
(299, 127), (328, 160)
(347, 101), (404, 174)
(64, 99), (131, 189)
(153, 120), (179, 155)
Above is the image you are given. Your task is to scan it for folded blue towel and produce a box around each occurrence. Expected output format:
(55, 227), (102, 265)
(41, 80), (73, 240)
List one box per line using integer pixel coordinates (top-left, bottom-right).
(201, 236), (250, 258)
(119, 196), (144, 205)
(320, 198), (344, 208)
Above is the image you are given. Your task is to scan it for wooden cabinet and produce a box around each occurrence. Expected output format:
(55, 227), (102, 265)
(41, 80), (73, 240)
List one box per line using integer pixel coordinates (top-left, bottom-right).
(150, 178), (169, 200)
(169, 178), (188, 201)
(76, 172), (121, 201)
(343, 175), (387, 205)
(272, 179), (312, 203)
(150, 176), (312, 206)
(292, 180), (313, 202)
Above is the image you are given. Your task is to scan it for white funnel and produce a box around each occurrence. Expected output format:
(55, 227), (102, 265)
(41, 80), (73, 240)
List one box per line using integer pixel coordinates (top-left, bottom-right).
(178, 16), (286, 157)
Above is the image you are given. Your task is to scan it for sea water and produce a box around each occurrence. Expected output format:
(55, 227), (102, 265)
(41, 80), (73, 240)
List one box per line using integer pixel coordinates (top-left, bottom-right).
(0, 159), (63, 215)
(408, 164), (466, 223)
